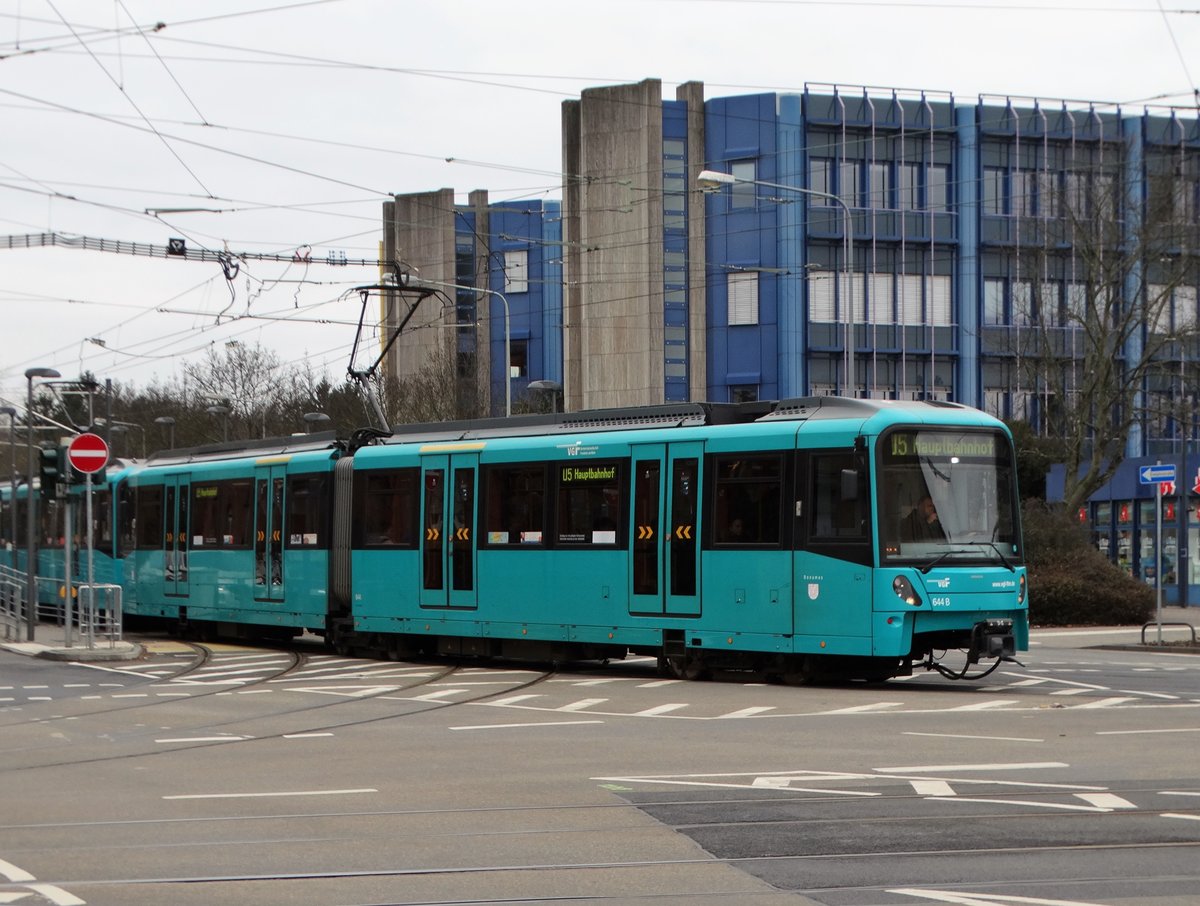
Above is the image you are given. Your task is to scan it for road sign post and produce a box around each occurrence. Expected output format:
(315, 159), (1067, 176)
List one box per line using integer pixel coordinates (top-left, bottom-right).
(67, 433), (109, 648)
(1139, 462), (1174, 644)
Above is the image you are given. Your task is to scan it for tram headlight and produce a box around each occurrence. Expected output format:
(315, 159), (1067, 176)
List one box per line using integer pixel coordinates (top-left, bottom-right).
(892, 575), (922, 607)
(1018, 572), (1026, 605)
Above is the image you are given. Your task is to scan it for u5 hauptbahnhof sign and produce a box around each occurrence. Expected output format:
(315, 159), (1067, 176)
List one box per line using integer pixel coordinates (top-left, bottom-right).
(67, 432), (110, 475)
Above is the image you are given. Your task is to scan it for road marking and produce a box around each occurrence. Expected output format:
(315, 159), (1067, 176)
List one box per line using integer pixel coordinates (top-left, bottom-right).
(945, 700), (1020, 711)
(638, 679), (682, 688)
(1116, 689), (1178, 699)
(26, 885), (84, 906)
(155, 735), (251, 743)
(912, 780), (955, 796)
(1074, 792), (1137, 809)
(488, 694), (542, 706)
(1050, 689), (1089, 696)
(283, 732), (334, 738)
(1071, 697), (1138, 709)
(163, 788), (377, 800)
(891, 888), (1106, 905)
(559, 698), (607, 711)
(633, 703), (690, 716)
(1162, 812), (1200, 822)
(819, 702), (903, 714)
(0, 859), (35, 882)
(451, 720), (604, 730)
(903, 732), (1044, 743)
(294, 685), (400, 698)
(1161, 790), (1200, 797)
(409, 689), (469, 701)
(719, 706), (777, 718)
(876, 762), (1067, 773)
(930, 796), (1111, 813)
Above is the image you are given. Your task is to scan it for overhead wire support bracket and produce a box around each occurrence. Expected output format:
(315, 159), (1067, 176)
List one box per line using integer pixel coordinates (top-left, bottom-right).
(0, 231), (400, 269)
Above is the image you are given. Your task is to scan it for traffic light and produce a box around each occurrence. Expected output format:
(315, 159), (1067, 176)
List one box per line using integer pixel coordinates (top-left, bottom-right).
(38, 445), (61, 499)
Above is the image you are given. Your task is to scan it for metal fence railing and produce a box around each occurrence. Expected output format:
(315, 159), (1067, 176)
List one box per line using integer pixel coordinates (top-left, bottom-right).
(0, 564), (22, 642)
(0, 566), (123, 648)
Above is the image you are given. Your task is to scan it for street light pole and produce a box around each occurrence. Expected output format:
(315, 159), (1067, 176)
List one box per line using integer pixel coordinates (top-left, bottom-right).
(697, 169), (856, 396)
(24, 366), (60, 641)
(1, 406), (16, 570)
(206, 404), (230, 442)
(154, 415), (175, 449)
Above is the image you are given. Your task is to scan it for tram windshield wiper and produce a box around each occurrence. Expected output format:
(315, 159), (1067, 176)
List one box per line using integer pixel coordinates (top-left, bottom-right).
(983, 541), (1015, 572)
(918, 550), (955, 573)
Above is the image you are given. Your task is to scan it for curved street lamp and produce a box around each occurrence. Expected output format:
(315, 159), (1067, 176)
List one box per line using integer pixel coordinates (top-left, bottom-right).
(154, 415), (176, 449)
(697, 169), (856, 396)
(303, 412), (331, 434)
(25, 366), (60, 640)
(206, 404), (230, 442)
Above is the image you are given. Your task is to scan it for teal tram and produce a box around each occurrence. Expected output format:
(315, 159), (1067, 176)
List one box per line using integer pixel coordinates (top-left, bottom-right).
(9, 398), (1029, 682)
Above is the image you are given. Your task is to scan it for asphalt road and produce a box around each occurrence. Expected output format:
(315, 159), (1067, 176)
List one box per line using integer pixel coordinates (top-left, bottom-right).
(0, 621), (1197, 906)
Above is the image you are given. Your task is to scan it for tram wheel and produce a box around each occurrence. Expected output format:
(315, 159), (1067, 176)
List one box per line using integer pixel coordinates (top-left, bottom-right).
(666, 655), (710, 681)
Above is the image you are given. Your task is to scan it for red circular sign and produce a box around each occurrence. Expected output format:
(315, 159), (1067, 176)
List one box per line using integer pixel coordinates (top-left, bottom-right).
(68, 432), (110, 474)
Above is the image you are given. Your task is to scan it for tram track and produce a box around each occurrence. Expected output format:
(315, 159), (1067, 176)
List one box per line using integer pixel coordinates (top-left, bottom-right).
(0, 654), (558, 773)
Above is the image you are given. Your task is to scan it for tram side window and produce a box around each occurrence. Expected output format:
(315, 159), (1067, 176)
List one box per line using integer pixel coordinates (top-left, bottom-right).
(808, 452), (869, 542)
(118, 485), (135, 553)
(135, 486), (163, 549)
(187, 480), (252, 548)
(40, 499), (64, 547)
(287, 475), (328, 548)
(556, 461), (623, 546)
(712, 454), (783, 545)
(353, 468), (419, 548)
(192, 485), (221, 547)
(483, 464), (547, 545)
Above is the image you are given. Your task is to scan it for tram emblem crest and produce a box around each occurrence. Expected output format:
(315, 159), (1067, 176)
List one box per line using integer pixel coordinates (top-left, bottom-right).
(807, 583), (820, 600)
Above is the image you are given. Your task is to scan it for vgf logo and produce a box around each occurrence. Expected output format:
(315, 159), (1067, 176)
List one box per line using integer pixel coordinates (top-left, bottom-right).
(932, 577), (950, 589)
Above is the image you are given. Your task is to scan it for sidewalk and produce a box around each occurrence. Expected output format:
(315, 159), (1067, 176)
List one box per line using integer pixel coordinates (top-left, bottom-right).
(0, 619), (142, 662)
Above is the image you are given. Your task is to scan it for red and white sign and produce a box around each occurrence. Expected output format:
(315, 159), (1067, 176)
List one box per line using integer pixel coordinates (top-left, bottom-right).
(67, 432), (110, 475)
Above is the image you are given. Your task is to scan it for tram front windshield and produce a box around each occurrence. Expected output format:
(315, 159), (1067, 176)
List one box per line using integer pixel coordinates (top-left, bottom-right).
(878, 428), (1021, 566)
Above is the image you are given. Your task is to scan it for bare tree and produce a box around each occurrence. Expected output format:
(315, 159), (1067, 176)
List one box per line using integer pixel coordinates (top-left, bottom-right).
(1013, 146), (1199, 512)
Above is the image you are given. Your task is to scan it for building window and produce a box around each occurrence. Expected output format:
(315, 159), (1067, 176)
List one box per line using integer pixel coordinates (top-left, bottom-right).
(809, 158), (833, 203)
(899, 274), (923, 326)
(504, 249), (528, 294)
(509, 339), (528, 378)
(839, 160), (861, 208)
(731, 385), (758, 403)
(983, 167), (1005, 215)
(869, 272), (893, 325)
(731, 160), (756, 208)
(1012, 280), (1032, 326)
(898, 163), (919, 210)
(984, 278), (1005, 325)
(1011, 171), (1032, 217)
(728, 272), (759, 325)
(928, 163), (949, 211)
(1039, 281), (1060, 327)
(926, 275), (952, 326)
(809, 270), (835, 322)
(868, 162), (891, 209)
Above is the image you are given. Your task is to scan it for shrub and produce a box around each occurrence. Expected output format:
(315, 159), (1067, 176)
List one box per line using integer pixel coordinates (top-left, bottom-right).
(1021, 500), (1154, 626)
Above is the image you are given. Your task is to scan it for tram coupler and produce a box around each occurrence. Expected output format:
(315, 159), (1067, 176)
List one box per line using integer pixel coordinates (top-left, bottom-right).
(968, 619), (1016, 665)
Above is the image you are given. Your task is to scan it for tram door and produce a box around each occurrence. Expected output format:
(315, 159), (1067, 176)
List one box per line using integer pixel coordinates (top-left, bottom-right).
(419, 452), (479, 610)
(629, 442), (703, 616)
(253, 465), (286, 602)
(164, 474), (190, 597)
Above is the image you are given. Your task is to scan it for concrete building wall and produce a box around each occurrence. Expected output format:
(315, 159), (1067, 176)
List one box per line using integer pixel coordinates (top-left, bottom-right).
(385, 189), (459, 383)
(563, 79), (665, 410)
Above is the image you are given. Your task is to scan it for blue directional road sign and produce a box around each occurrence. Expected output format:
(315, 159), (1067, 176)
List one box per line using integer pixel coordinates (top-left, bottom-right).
(1138, 463), (1177, 485)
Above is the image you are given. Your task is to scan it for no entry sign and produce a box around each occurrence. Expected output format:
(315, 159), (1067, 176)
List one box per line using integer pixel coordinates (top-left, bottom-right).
(68, 432), (110, 475)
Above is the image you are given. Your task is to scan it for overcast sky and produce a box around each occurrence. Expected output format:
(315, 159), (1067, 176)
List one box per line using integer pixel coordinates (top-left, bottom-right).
(2, 0), (1198, 413)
